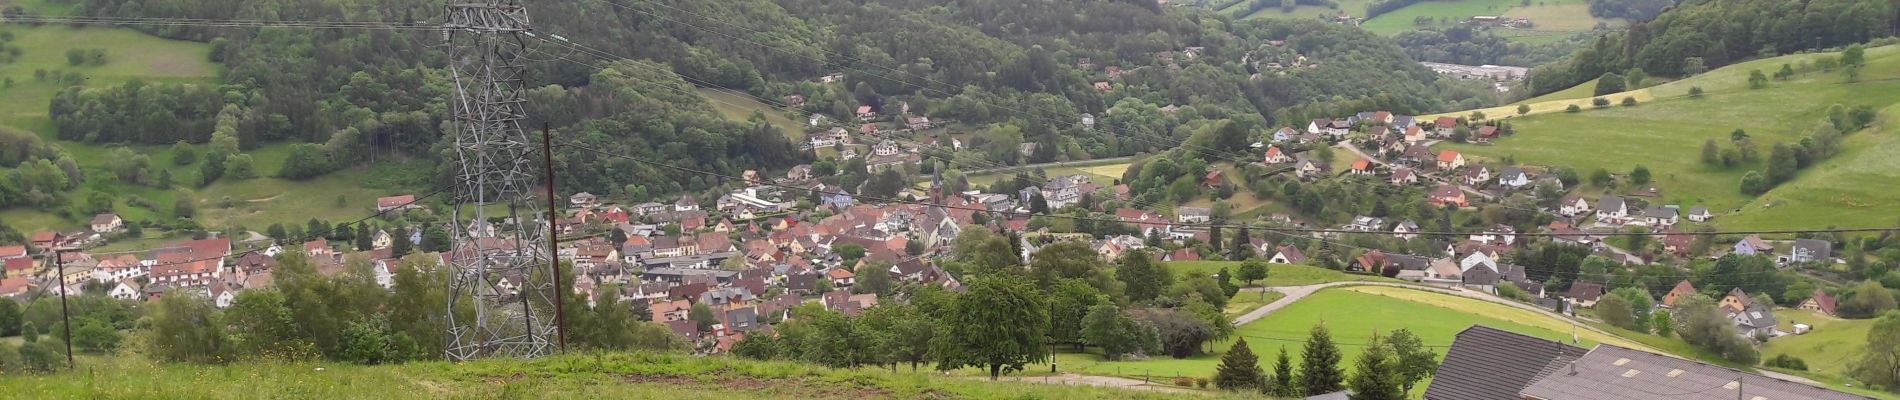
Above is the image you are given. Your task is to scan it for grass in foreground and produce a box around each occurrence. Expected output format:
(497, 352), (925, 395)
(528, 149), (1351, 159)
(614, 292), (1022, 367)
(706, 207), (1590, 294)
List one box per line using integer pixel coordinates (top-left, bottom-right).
(1054, 286), (1639, 391)
(0, 351), (1236, 400)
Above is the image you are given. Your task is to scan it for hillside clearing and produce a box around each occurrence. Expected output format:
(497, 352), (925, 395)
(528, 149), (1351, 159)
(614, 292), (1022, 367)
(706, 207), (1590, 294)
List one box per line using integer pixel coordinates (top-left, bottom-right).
(1438, 45), (1900, 228)
(696, 87), (804, 141)
(1360, 0), (1616, 41)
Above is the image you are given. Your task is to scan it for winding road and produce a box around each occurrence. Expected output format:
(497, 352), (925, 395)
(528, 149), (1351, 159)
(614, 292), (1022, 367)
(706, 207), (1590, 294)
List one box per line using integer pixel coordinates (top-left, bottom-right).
(1229, 281), (1824, 386)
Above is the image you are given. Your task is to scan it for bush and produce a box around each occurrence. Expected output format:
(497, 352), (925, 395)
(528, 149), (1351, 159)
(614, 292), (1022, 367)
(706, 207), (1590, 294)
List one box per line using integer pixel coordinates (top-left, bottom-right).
(1764, 354), (1808, 371)
(1565, 104), (1582, 113)
(1621, 97), (1638, 106)
(1195, 377), (1210, 389)
(1689, 86), (1704, 97)
(1175, 376), (1196, 387)
(1591, 97), (1610, 107)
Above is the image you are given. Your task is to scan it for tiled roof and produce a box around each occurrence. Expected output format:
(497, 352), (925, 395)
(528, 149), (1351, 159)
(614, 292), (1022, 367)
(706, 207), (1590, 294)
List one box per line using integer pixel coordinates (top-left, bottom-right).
(1425, 325), (1586, 400)
(1520, 344), (1869, 400)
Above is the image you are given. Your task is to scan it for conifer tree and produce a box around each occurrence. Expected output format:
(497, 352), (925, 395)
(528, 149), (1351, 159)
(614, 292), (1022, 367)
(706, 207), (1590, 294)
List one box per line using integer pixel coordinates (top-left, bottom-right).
(1301, 324), (1345, 396)
(1214, 338), (1264, 390)
(1348, 334), (1403, 400)
(1267, 345), (1300, 397)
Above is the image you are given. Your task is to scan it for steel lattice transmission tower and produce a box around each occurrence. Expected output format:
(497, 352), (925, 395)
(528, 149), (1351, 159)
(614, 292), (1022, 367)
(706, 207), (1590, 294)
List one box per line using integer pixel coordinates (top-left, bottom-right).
(441, 0), (558, 360)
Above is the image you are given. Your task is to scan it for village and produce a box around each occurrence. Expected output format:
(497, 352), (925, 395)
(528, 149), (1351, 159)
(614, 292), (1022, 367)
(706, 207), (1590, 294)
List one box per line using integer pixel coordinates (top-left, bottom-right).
(0, 100), (1851, 360)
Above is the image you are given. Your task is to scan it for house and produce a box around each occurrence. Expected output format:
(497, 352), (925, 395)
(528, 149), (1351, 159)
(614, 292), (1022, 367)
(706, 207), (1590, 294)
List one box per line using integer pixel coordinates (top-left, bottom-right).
(1438, 327), (1867, 400)
(570, 192), (598, 208)
(1661, 231), (1695, 256)
(855, 105), (876, 120)
(1474, 125), (1499, 143)
(1558, 195), (1590, 217)
(1470, 224), (1517, 246)
(1433, 117), (1458, 137)
(1399, 144), (1434, 166)
(1642, 206), (1679, 227)
(1461, 164), (1490, 186)
(1800, 288), (1838, 316)
(1429, 185), (1469, 208)
(1687, 206), (1712, 222)
(1437, 150), (1465, 170)
(1392, 220), (1419, 240)
(3, 258), (33, 278)
(1092, 81), (1112, 91)
(1719, 287), (1752, 313)
(0, 245), (23, 261)
(1661, 280), (1696, 307)
(0, 277), (30, 299)
(375, 195), (419, 212)
(1294, 158), (1329, 179)
(1270, 245), (1306, 264)
(29, 231), (62, 249)
(1176, 207), (1211, 224)
(1345, 216), (1384, 232)
(1733, 302), (1778, 338)
(1733, 234), (1771, 256)
(1403, 126), (1428, 143)
(1263, 146), (1293, 163)
(1495, 167), (1530, 188)
(1202, 170), (1224, 188)
(1594, 196), (1628, 224)
(1272, 127), (1299, 142)
(1423, 325), (1588, 400)
(826, 268), (855, 288)
(1349, 250), (1388, 273)
(1389, 167), (1418, 186)
(1348, 159), (1374, 176)
(90, 213), (124, 233)
(1565, 281), (1605, 308)
(906, 116), (932, 130)
(1786, 239), (1833, 264)
(674, 195), (699, 212)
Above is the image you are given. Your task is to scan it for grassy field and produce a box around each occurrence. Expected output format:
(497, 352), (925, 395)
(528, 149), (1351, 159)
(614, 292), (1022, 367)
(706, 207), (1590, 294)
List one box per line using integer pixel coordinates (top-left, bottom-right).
(1053, 286), (1645, 390)
(1359, 0), (1617, 40)
(1438, 45), (1900, 229)
(1762, 309), (1875, 381)
(1511, 77), (1599, 105)
(1225, 290), (1287, 317)
(961, 159), (1131, 188)
(0, 351), (1237, 400)
(1165, 261), (1393, 287)
(1235, 0), (1372, 20)
(696, 87), (804, 141)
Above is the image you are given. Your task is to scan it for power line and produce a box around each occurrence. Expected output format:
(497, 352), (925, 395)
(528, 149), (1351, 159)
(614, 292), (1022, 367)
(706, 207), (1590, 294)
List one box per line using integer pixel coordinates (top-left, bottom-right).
(0, 15), (438, 30)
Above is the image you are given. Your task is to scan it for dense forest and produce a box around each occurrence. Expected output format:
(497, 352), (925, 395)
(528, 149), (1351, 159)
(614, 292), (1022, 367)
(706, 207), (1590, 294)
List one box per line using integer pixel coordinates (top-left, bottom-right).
(1530, 0), (1898, 94)
(16, 0), (1492, 208)
(1391, 26), (1595, 67)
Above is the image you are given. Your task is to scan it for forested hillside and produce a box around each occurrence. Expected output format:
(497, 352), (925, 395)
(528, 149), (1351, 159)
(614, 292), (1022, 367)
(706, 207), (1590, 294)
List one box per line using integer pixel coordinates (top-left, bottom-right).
(1529, 0), (1899, 95)
(0, 0), (1492, 229)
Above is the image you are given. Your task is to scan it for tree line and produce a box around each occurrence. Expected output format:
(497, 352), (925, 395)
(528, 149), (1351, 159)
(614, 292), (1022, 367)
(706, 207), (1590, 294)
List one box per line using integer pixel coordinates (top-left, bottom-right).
(1529, 0), (1896, 95)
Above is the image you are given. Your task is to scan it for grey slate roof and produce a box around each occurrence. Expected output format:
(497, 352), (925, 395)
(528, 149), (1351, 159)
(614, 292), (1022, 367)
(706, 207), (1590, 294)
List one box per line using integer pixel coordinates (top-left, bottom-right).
(1519, 344), (1870, 400)
(1597, 196), (1625, 212)
(1425, 325), (1587, 400)
(1793, 238), (1833, 261)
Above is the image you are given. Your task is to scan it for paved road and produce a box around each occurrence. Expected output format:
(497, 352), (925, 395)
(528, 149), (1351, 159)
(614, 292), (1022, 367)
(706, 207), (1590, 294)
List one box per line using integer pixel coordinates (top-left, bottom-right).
(1231, 282), (1827, 386)
(994, 373), (1199, 394)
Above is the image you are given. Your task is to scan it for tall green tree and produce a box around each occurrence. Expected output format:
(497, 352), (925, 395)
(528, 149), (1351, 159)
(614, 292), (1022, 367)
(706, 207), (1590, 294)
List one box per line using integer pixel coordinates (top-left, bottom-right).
(1029, 241), (1121, 298)
(1116, 250), (1172, 303)
(1301, 324), (1346, 396)
(932, 275), (1048, 380)
(1386, 328), (1437, 395)
(0, 299), (20, 336)
(1215, 338), (1266, 391)
(1852, 310), (1900, 391)
(1267, 345), (1300, 397)
(1048, 279), (1104, 350)
(1348, 334), (1403, 400)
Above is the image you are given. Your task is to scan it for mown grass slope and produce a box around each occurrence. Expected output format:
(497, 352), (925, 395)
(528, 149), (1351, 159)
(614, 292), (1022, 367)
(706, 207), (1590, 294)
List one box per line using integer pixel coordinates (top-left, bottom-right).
(0, 351), (1236, 399)
(1438, 45), (1900, 229)
(1053, 286), (1645, 391)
